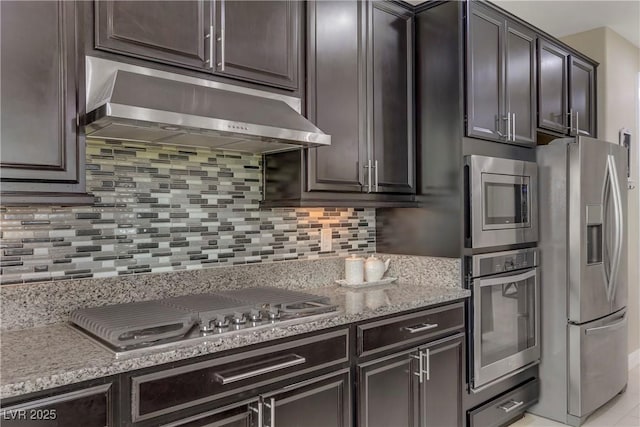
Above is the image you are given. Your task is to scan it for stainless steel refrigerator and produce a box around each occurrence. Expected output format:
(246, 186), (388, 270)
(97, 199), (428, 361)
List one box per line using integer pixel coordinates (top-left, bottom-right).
(532, 136), (628, 426)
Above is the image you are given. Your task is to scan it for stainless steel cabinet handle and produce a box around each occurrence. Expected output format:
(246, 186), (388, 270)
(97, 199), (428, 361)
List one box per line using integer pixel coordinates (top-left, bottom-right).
(511, 112), (516, 142)
(505, 113), (511, 141)
(374, 160), (379, 192)
(568, 109), (575, 135)
(218, 2), (225, 71)
(213, 354), (306, 384)
(263, 397), (275, 427)
(404, 323), (439, 333)
(575, 111), (580, 135)
(250, 401), (264, 427)
(205, 27), (213, 68)
(424, 348), (430, 381)
(364, 160), (372, 193)
(498, 399), (524, 413)
(411, 352), (424, 383)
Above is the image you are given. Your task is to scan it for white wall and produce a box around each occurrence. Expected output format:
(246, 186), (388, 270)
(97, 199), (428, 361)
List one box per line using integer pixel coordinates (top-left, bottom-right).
(562, 27), (640, 354)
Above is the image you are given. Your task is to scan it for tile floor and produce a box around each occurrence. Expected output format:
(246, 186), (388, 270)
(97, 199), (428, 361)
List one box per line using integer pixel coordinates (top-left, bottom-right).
(510, 365), (640, 427)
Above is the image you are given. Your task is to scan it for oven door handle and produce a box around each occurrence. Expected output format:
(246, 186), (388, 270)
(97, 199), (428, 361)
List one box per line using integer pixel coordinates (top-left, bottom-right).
(476, 269), (537, 288)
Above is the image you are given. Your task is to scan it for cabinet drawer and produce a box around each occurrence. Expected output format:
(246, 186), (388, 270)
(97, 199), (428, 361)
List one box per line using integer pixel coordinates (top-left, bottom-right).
(131, 329), (349, 422)
(357, 302), (464, 357)
(468, 379), (539, 427)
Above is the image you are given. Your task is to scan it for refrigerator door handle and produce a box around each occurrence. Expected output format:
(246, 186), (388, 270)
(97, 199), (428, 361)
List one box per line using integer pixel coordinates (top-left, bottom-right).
(608, 154), (624, 300)
(607, 155), (623, 302)
(584, 312), (627, 335)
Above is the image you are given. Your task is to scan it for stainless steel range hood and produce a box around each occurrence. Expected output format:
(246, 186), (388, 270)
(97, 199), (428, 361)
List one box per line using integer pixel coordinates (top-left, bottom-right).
(84, 57), (330, 154)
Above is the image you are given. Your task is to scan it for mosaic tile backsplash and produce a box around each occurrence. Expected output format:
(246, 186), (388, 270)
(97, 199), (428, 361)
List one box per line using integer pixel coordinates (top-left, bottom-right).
(0, 139), (376, 285)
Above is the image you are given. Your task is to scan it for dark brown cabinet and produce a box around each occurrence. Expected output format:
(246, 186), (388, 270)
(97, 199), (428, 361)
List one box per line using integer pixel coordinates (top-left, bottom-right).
(357, 304), (465, 427)
(0, 383), (113, 427)
(538, 38), (596, 138)
(0, 1), (92, 205)
(358, 350), (419, 427)
(266, 371), (351, 427)
(95, 1), (212, 70)
(213, 1), (300, 90)
(94, 1), (301, 91)
(263, 0), (415, 206)
(159, 403), (256, 427)
(419, 335), (464, 427)
(369, 1), (415, 194)
(306, 0), (367, 193)
(466, 2), (536, 146)
(358, 335), (465, 427)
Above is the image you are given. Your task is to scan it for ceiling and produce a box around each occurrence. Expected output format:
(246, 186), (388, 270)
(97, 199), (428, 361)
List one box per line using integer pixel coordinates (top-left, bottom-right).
(493, 1), (640, 48)
(404, 1), (640, 48)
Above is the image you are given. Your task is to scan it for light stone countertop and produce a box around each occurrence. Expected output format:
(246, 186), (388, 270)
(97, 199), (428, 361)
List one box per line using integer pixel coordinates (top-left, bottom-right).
(0, 282), (469, 400)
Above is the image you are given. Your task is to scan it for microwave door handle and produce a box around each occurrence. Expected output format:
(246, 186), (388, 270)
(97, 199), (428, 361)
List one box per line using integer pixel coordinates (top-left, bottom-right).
(476, 269), (537, 288)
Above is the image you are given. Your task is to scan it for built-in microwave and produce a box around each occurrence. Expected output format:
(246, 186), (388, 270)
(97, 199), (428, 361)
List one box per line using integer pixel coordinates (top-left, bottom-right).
(465, 155), (538, 249)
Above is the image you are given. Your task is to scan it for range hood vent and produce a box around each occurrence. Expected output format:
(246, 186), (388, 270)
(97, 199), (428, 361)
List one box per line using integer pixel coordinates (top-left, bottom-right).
(84, 57), (330, 154)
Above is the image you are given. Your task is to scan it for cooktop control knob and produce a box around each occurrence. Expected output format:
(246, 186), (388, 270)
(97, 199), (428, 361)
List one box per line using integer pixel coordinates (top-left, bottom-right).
(212, 314), (229, 328)
(267, 309), (280, 321)
(248, 309), (262, 322)
(232, 312), (247, 324)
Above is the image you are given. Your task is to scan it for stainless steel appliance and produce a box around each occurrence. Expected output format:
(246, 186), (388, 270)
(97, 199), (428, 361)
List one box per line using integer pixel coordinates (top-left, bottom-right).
(83, 57), (330, 153)
(466, 248), (540, 391)
(465, 155), (538, 249)
(531, 137), (628, 426)
(70, 287), (337, 358)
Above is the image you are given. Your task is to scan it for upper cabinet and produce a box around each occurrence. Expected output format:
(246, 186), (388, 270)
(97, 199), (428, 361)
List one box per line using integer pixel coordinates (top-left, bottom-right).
(263, 0), (415, 206)
(368, 2), (415, 194)
(94, 0), (302, 92)
(538, 39), (596, 138)
(0, 1), (92, 205)
(213, 1), (300, 90)
(466, 2), (536, 146)
(95, 1), (212, 70)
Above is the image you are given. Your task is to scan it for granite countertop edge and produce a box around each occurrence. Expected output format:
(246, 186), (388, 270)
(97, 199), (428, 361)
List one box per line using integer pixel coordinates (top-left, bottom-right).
(0, 284), (470, 400)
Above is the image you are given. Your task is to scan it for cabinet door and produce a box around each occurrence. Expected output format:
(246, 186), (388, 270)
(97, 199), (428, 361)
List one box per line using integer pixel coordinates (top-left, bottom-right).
(0, 1), (90, 204)
(0, 383), (113, 427)
(505, 21), (536, 146)
(266, 371), (350, 427)
(569, 56), (596, 138)
(159, 402), (257, 427)
(306, 1), (367, 192)
(466, 3), (505, 142)
(358, 350), (419, 427)
(538, 39), (569, 134)
(368, 1), (415, 194)
(214, 1), (300, 90)
(95, 1), (211, 70)
(419, 334), (464, 427)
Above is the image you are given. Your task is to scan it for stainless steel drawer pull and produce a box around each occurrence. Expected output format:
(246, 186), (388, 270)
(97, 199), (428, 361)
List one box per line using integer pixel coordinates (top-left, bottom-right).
(404, 323), (439, 333)
(498, 399), (524, 413)
(213, 354), (306, 385)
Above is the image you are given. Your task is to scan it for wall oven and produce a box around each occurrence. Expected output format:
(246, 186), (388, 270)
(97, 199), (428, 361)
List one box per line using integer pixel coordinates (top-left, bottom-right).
(466, 248), (540, 391)
(465, 155), (538, 249)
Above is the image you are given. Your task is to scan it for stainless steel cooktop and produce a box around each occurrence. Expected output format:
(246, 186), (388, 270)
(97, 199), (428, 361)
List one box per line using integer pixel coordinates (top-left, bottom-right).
(70, 287), (337, 358)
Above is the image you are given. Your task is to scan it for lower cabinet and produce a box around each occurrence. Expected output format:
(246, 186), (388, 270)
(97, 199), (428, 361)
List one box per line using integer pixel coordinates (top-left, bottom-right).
(358, 350), (419, 427)
(161, 370), (350, 427)
(264, 370), (351, 427)
(0, 382), (114, 427)
(358, 333), (465, 427)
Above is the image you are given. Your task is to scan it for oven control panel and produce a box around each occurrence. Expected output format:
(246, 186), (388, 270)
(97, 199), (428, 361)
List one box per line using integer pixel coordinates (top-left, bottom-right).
(468, 248), (537, 278)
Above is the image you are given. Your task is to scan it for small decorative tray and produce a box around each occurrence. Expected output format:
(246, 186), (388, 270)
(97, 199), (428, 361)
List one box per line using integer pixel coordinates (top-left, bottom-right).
(335, 277), (398, 288)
